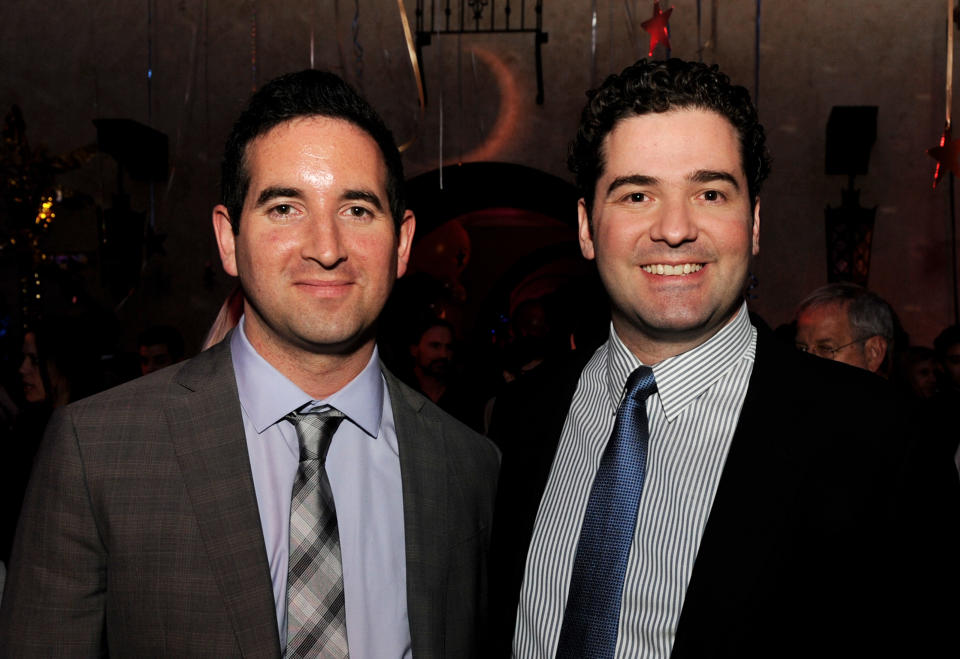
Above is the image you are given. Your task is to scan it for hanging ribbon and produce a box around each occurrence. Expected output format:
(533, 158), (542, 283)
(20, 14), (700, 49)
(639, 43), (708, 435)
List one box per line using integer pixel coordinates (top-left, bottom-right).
(590, 1), (598, 88)
(948, 0), (955, 128)
(696, 0), (702, 61)
(623, 1), (641, 59)
(334, 0), (348, 77)
(309, 1), (316, 69)
(929, 0), (959, 188)
(395, 0), (425, 152)
(352, 0), (364, 85)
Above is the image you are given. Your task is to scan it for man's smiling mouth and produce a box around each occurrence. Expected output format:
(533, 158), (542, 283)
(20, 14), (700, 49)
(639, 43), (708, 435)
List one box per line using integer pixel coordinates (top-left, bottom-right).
(642, 263), (704, 276)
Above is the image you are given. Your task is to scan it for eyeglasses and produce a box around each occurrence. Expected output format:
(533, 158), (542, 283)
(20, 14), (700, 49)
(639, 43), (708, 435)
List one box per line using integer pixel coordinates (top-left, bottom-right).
(795, 337), (869, 360)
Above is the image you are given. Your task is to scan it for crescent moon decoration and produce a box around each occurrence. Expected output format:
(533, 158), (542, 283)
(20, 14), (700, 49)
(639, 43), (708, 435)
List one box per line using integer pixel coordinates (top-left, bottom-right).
(455, 46), (522, 165)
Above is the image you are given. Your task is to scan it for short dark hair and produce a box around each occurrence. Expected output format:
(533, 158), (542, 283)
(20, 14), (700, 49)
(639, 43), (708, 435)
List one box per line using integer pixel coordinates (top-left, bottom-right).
(220, 69), (406, 231)
(568, 58), (771, 215)
(411, 317), (455, 347)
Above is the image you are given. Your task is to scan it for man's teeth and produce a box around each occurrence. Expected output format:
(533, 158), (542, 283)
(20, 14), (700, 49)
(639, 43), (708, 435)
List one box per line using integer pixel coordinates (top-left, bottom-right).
(642, 263), (703, 276)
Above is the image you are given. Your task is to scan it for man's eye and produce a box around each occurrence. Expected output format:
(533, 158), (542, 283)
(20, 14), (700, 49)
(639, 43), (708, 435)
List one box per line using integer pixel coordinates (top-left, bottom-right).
(272, 204), (293, 215)
(629, 192), (647, 202)
(702, 190), (724, 202)
(349, 206), (371, 217)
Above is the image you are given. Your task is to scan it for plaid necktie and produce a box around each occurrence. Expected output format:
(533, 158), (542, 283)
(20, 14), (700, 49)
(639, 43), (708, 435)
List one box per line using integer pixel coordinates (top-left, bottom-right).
(556, 366), (658, 659)
(285, 408), (349, 658)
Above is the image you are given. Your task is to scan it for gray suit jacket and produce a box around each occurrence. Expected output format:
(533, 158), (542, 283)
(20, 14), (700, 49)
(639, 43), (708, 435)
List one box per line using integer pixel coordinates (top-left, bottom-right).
(0, 337), (500, 657)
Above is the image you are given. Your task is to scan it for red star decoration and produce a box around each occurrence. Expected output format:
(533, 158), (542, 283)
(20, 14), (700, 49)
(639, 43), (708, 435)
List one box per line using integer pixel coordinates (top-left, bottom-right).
(927, 124), (960, 189)
(641, 1), (673, 56)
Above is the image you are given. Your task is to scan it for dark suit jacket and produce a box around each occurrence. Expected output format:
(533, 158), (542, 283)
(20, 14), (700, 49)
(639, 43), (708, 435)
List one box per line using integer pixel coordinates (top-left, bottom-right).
(0, 336), (500, 657)
(487, 325), (959, 657)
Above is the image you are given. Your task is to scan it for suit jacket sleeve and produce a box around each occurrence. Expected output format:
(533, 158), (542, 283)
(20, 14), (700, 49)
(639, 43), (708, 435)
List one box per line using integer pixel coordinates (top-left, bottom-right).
(0, 407), (108, 656)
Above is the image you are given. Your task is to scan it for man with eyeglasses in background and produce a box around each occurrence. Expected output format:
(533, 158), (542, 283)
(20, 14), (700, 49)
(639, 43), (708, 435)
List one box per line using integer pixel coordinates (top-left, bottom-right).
(794, 282), (895, 376)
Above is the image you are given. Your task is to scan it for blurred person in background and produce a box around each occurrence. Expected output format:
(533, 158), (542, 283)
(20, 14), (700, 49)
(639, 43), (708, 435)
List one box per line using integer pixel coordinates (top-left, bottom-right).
(794, 282), (895, 376)
(137, 324), (185, 376)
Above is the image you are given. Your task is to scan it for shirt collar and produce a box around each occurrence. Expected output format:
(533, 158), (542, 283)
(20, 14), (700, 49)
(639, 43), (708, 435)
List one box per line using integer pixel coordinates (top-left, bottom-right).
(230, 316), (384, 438)
(606, 302), (756, 422)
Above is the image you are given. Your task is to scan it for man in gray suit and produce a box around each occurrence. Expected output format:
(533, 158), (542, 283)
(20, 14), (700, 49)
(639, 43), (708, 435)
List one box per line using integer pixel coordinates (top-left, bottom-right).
(0, 70), (499, 658)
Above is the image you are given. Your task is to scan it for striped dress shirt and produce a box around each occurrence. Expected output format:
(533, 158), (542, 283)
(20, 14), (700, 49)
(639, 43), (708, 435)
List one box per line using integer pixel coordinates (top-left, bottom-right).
(513, 303), (757, 659)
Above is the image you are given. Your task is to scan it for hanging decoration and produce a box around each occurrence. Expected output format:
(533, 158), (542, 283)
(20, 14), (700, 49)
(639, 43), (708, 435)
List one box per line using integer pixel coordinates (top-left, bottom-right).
(929, 1), (959, 188)
(640, 1), (672, 57)
(696, 0), (702, 61)
(396, 0), (426, 152)
(622, 1), (642, 59)
(929, 125), (960, 185)
(353, 0), (365, 86)
(590, 1), (598, 88)
(926, 0), (960, 324)
(334, 0), (349, 77)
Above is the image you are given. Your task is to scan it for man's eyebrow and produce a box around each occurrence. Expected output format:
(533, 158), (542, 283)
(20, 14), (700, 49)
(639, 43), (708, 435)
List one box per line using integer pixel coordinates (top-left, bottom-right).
(689, 170), (740, 189)
(343, 189), (384, 212)
(606, 174), (659, 197)
(255, 186), (302, 207)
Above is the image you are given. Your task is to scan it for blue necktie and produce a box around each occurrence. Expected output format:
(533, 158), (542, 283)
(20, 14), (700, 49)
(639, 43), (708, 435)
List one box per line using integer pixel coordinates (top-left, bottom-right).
(556, 366), (658, 659)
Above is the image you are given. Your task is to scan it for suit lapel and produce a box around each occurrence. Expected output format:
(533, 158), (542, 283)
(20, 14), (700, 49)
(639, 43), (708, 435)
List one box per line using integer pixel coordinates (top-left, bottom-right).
(166, 339), (281, 658)
(384, 368), (449, 657)
(672, 330), (814, 656)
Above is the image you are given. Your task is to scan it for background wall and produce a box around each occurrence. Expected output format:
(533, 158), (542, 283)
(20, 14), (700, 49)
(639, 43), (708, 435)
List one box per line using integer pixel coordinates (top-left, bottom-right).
(0, 0), (956, 351)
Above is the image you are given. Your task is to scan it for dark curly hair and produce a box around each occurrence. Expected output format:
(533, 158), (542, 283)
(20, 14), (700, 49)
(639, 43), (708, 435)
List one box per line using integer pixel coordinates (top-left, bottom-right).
(568, 58), (771, 216)
(220, 69), (406, 232)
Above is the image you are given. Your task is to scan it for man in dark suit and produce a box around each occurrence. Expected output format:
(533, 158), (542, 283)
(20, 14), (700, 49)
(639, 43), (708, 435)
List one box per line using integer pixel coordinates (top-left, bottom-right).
(0, 70), (499, 657)
(488, 58), (956, 658)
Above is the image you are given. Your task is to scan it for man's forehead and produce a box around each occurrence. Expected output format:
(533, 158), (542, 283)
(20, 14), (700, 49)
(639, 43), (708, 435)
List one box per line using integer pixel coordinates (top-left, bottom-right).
(601, 108), (746, 176)
(798, 302), (852, 334)
(242, 116), (388, 195)
(245, 116), (386, 169)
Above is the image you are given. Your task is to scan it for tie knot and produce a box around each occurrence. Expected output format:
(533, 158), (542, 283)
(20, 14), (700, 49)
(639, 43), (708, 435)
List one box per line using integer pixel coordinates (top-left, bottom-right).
(624, 365), (657, 403)
(285, 408), (346, 463)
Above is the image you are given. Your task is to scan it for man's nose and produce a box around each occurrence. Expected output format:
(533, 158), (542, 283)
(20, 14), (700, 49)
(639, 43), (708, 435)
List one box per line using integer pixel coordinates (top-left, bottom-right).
(648, 201), (699, 246)
(305, 215), (348, 268)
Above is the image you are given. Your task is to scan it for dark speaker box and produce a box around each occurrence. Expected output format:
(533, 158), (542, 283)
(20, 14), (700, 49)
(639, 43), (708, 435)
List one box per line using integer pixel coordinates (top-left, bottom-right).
(825, 106), (877, 176)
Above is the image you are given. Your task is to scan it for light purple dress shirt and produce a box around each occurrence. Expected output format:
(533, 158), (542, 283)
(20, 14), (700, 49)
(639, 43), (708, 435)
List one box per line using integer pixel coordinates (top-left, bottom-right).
(231, 318), (412, 658)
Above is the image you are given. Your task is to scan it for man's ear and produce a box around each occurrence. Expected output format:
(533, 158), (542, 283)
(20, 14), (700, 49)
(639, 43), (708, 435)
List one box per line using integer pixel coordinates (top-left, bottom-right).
(396, 210), (416, 278)
(751, 198), (761, 256)
(864, 335), (888, 374)
(577, 198), (596, 260)
(212, 205), (238, 277)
